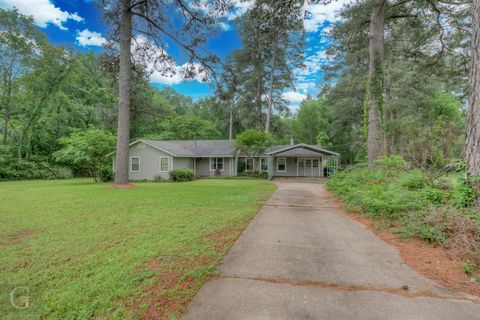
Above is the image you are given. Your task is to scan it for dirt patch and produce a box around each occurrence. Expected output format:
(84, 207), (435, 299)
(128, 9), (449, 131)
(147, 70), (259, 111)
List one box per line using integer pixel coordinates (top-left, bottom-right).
(1, 229), (37, 245)
(130, 219), (253, 319)
(322, 188), (480, 298)
(200, 219), (251, 254)
(110, 183), (136, 189)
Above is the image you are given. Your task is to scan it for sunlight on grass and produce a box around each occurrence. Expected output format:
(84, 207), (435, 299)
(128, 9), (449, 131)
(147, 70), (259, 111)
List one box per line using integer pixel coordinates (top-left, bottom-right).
(0, 178), (275, 319)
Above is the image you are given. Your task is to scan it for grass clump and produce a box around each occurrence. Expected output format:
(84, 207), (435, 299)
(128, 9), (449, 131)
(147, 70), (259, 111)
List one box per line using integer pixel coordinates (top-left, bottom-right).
(327, 156), (480, 273)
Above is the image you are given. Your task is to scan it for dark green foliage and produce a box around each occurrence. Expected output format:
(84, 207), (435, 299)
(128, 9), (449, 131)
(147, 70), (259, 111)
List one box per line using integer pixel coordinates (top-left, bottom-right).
(235, 129), (273, 157)
(0, 150), (72, 180)
(237, 171), (268, 179)
(169, 169), (195, 182)
(99, 164), (114, 182)
(327, 156), (480, 269)
(451, 177), (478, 208)
(53, 129), (115, 182)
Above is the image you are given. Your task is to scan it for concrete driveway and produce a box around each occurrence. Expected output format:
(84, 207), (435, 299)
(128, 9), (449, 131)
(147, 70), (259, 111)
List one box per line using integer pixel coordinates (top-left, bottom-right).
(183, 179), (480, 320)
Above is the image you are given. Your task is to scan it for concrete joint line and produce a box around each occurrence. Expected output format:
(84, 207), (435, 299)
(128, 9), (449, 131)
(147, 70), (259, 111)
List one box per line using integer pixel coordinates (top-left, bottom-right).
(264, 204), (340, 209)
(217, 275), (480, 304)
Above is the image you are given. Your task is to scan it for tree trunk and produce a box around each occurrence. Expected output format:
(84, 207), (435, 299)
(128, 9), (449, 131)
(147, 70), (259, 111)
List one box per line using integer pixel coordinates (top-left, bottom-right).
(366, 0), (385, 167)
(256, 77), (262, 130)
(384, 58), (394, 155)
(229, 103), (234, 140)
(114, 0), (133, 185)
(465, 0), (480, 206)
(2, 65), (12, 145)
(265, 38), (277, 133)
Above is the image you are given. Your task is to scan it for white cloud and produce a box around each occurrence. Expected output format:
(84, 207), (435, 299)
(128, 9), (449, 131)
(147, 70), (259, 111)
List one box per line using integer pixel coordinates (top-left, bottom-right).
(0, 0), (84, 30)
(282, 91), (307, 104)
(303, 0), (350, 33)
(227, 0), (254, 20)
(76, 29), (106, 47)
(132, 36), (208, 86)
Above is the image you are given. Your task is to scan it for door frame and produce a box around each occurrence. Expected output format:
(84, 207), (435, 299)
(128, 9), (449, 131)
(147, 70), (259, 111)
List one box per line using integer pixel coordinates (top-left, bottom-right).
(296, 157), (322, 177)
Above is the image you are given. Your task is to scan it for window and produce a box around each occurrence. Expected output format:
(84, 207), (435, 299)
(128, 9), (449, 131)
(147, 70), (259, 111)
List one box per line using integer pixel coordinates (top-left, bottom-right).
(246, 158), (254, 172)
(160, 157), (170, 172)
(260, 158), (268, 172)
(131, 157), (140, 172)
(277, 158), (286, 172)
(210, 157), (224, 171)
(313, 159), (319, 168)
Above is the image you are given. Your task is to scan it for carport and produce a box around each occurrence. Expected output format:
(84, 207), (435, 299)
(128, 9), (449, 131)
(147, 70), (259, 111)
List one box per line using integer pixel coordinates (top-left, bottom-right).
(266, 144), (339, 180)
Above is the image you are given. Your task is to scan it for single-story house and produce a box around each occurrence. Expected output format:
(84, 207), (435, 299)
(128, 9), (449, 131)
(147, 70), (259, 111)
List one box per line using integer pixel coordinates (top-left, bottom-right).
(110, 139), (340, 180)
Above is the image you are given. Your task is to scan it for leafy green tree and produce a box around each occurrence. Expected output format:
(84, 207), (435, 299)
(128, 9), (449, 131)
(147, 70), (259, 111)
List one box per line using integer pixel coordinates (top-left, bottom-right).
(53, 129), (116, 182)
(293, 98), (331, 145)
(234, 129), (273, 170)
(0, 9), (45, 145)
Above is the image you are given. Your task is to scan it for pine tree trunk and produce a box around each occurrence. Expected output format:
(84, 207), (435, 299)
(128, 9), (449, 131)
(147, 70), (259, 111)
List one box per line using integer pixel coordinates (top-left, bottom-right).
(2, 65), (12, 145)
(465, 0), (480, 206)
(256, 78), (262, 130)
(265, 38), (277, 133)
(229, 102), (234, 140)
(366, 0), (385, 167)
(114, 0), (133, 185)
(384, 61), (394, 155)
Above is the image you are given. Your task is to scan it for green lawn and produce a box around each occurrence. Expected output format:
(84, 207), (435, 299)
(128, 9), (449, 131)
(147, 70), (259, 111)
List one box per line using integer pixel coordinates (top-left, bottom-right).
(0, 178), (276, 319)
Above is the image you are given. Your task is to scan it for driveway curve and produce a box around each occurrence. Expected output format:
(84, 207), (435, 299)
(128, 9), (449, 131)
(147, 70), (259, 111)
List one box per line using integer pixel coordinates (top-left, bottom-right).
(183, 179), (480, 320)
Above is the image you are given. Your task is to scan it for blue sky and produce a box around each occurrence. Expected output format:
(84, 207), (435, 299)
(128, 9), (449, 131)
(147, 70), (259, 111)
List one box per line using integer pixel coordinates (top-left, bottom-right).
(0, 0), (347, 109)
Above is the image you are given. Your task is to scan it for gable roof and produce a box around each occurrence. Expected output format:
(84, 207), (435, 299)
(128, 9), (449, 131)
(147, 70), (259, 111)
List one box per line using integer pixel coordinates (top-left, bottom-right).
(107, 140), (339, 157)
(266, 143), (339, 156)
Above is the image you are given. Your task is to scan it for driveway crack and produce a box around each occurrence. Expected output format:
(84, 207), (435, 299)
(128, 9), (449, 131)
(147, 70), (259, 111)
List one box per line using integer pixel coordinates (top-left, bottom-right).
(217, 275), (480, 304)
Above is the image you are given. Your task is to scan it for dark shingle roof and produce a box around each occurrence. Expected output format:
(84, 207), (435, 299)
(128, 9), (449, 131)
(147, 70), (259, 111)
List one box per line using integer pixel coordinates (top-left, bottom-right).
(142, 140), (236, 157)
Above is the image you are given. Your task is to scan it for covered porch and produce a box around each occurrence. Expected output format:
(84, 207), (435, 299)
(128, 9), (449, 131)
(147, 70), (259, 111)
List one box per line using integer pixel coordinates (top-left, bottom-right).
(266, 144), (339, 180)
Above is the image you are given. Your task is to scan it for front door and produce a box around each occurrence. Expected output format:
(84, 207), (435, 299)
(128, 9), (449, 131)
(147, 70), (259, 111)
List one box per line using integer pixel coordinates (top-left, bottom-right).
(305, 159), (313, 176)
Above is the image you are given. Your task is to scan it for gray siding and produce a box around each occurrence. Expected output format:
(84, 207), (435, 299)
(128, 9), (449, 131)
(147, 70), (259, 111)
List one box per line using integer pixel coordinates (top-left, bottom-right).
(173, 157), (193, 170)
(126, 142), (173, 180)
(195, 157), (234, 177)
(273, 157), (296, 177)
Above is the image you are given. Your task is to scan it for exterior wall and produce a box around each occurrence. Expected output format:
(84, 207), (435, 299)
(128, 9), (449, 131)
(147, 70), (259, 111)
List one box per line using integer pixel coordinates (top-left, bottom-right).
(195, 157), (234, 177)
(124, 142), (174, 181)
(273, 157), (297, 177)
(173, 157), (193, 170)
(237, 157), (268, 174)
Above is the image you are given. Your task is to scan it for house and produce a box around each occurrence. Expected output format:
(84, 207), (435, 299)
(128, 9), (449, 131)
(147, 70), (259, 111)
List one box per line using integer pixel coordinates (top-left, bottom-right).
(111, 139), (340, 180)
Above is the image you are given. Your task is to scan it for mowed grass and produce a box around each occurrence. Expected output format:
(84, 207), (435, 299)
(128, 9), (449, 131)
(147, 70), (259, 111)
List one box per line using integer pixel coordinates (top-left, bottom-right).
(0, 178), (276, 319)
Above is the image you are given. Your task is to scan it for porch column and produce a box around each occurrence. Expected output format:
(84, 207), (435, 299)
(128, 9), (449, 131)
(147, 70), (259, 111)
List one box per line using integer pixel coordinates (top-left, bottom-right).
(268, 156), (274, 180)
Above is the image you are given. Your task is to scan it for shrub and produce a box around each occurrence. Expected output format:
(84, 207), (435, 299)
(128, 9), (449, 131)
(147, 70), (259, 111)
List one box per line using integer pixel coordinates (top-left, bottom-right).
(0, 153), (73, 181)
(374, 155), (407, 171)
(450, 177), (477, 207)
(237, 171), (268, 179)
(396, 170), (428, 190)
(99, 164), (114, 182)
(170, 168), (195, 182)
(401, 206), (480, 266)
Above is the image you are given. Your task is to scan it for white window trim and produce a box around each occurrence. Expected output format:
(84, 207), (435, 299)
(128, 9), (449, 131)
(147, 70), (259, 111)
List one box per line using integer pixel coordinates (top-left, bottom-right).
(260, 158), (268, 172)
(209, 157), (224, 171)
(159, 156), (170, 173)
(130, 156), (140, 173)
(245, 158), (254, 172)
(277, 158), (287, 173)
